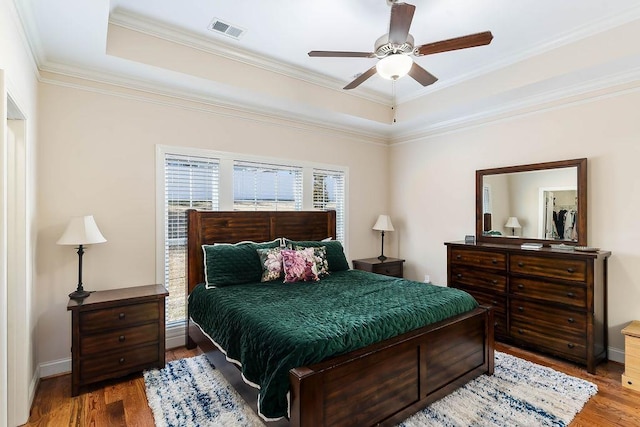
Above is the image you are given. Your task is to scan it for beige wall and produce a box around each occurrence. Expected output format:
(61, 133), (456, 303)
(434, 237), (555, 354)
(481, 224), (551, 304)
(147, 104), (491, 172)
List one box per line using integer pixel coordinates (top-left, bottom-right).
(36, 78), (390, 367)
(390, 88), (640, 359)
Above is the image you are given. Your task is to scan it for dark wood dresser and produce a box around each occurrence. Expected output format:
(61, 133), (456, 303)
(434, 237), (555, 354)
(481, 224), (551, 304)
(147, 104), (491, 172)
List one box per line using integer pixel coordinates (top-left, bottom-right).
(445, 241), (610, 373)
(67, 284), (168, 396)
(352, 257), (405, 278)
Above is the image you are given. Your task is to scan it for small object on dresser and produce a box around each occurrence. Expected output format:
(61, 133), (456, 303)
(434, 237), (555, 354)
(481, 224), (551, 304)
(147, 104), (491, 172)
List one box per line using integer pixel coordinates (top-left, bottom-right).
(520, 242), (543, 250)
(575, 246), (600, 252)
(464, 235), (475, 244)
(550, 243), (575, 251)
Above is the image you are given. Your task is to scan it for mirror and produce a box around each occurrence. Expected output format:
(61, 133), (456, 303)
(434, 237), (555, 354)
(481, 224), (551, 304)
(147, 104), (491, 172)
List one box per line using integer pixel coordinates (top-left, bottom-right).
(476, 158), (587, 246)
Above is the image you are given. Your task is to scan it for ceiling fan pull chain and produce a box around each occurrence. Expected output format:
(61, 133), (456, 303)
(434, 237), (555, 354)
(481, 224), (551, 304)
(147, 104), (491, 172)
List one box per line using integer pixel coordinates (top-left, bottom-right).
(392, 80), (397, 124)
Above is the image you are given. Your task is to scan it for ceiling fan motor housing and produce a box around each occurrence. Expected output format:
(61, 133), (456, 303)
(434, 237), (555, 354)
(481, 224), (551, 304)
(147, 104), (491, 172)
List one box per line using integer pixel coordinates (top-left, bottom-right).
(374, 33), (414, 58)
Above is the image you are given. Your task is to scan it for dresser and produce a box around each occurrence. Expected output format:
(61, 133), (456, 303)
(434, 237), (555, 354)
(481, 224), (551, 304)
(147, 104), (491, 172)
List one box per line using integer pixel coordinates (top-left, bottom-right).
(445, 241), (610, 373)
(67, 284), (168, 396)
(352, 257), (405, 278)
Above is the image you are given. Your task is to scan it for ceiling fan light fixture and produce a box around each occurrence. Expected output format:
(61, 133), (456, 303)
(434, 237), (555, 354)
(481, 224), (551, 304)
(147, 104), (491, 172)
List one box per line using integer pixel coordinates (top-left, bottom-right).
(376, 54), (413, 80)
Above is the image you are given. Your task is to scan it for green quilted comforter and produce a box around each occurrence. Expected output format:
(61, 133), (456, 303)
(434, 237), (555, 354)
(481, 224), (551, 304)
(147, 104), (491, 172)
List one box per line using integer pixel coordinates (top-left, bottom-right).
(188, 269), (477, 420)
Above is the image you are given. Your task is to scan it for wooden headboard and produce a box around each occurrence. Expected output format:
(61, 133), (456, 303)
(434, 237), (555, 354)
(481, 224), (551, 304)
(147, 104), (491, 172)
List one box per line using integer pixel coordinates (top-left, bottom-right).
(186, 210), (337, 294)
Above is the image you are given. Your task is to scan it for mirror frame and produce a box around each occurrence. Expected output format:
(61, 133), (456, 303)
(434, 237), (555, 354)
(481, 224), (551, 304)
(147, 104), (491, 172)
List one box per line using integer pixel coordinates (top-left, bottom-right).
(476, 158), (587, 246)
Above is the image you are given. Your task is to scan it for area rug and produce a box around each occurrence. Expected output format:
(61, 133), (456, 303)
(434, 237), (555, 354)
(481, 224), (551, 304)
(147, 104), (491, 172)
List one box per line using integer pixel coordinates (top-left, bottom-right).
(144, 351), (597, 427)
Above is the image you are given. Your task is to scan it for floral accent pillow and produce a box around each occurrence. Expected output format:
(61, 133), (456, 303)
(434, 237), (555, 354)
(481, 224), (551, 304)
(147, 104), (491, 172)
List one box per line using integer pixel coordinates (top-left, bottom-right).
(256, 247), (284, 282)
(295, 245), (329, 278)
(281, 249), (319, 283)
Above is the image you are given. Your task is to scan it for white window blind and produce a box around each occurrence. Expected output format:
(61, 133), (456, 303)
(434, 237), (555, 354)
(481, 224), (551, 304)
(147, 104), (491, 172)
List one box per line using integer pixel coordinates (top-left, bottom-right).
(483, 184), (492, 214)
(233, 161), (302, 211)
(313, 169), (345, 242)
(164, 154), (219, 323)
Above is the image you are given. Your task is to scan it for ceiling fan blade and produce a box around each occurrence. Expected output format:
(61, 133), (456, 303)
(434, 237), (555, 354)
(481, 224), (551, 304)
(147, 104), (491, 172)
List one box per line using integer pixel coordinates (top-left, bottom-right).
(415, 31), (493, 56)
(308, 51), (375, 58)
(408, 63), (438, 86)
(388, 2), (416, 45)
(344, 66), (378, 90)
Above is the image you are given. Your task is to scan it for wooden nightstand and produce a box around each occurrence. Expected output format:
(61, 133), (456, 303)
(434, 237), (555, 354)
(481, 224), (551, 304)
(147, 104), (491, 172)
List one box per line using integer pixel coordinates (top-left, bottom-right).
(67, 284), (168, 396)
(622, 320), (640, 392)
(352, 257), (405, 278)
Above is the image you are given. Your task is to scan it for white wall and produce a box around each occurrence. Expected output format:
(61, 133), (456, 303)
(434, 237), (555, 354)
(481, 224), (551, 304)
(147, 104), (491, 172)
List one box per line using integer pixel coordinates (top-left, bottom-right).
(0, 0), (39, 424)
(390, 88), (640, 359)
(36, 76), (390, 371)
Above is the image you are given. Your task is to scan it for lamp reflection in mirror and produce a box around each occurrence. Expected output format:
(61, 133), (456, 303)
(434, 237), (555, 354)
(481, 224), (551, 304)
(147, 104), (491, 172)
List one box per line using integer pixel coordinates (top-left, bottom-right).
(57, 215), (106, 300)
(504, 216), (522, 236)
(373, 215), (394, 261)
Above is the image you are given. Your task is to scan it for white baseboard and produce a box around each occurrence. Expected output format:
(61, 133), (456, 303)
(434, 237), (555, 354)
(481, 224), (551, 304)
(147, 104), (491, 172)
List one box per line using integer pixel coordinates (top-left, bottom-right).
(39, 357), (71, 378)
(608, 346), (625, 364)
(166, 324), (186, 350)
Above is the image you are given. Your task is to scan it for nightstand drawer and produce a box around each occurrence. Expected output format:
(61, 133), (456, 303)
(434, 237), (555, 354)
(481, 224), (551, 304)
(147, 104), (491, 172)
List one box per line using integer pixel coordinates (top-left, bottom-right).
(80, 302), (159, 333)
(372, 263), (402, 277)
(80, 323), (159, 356)
(510, 254), (587, 282)
(80, 343), (160, 382)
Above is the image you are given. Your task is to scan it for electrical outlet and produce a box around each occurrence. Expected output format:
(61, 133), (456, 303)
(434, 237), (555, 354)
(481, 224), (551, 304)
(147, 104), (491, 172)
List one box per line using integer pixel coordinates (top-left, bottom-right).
(424, 274), (430, 283)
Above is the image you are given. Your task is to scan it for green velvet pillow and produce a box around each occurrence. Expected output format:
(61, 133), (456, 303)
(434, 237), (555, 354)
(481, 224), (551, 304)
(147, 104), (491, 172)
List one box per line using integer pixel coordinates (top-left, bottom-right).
(289, 240), (349, 272)
(203, 239), (281, 288)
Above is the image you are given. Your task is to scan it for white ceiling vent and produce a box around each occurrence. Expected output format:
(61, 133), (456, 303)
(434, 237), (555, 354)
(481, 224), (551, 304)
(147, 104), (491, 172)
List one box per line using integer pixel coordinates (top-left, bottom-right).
(208, 18), (246, 40)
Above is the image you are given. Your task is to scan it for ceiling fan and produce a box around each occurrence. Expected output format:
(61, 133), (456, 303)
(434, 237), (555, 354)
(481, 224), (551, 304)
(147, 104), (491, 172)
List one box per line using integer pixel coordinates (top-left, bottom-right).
(308, 1), (493, 90)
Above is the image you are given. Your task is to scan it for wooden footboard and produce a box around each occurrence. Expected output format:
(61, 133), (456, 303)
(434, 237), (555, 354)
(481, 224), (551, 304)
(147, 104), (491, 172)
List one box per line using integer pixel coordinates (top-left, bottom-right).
(289, 306), (494, 427)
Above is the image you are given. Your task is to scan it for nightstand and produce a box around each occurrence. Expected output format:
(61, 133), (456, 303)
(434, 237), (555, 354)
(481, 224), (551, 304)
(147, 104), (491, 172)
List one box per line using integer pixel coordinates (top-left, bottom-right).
(67, 284), (168, 396)
(622, 320), (640, 392)
(352, 257), (405, 278)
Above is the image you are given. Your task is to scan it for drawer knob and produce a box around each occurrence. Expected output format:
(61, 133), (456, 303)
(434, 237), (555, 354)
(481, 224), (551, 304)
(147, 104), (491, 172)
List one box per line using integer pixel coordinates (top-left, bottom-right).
(517, 262), (524, 267)
(456, 255), (462, 260)
(567, 343), (575, 349)
(457, 273), (463, 279)
(494, 322), (499, 327)
(385, 269), (390, 274)
(518, 329), (524, 334)
(517, 284), (524, 290)
(491, 279), (498, 285)
(491, 259), (498, 264)
(518, 306), (524, 312)
(118, 313), (126, 320)
(119, 357), (126, 364)
(492, 300), (498, 305)
(568, 318), (575, 323)
(118, 335), (126, 342)
(567, 292), (575, 298)
(567, 268), (575, 273)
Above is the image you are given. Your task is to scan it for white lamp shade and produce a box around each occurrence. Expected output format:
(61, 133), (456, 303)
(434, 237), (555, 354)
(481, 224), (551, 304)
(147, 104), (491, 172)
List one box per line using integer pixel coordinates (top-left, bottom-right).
(504, 217), (522, 229)
(373, 215), (395, 232)
(57, 215), (107, 245)
(376, 54), (413, 80)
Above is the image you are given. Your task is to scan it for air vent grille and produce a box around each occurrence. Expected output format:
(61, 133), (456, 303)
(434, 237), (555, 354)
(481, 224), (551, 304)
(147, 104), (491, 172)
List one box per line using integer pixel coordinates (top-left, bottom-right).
(208, 18), (246, 40)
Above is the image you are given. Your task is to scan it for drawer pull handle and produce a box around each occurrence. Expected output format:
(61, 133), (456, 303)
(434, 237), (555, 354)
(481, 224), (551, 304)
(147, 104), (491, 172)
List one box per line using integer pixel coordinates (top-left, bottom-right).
(567, 268), (575, 273)
(385, 269), (390, 274)
(567, 343), (575, 349)
(518, 306), (524, 312)
(457, 274), (463, 279)
(517, 284), (524, 290)
(119, 357), (125, 364)
(118, 335), (126, 342)
(456, 255), (462, 260)
(568, 318), (575, 323)
(517, 262), (524, 267)
(491, 279), (498, 285)
(567, 292), (575, 298)
(491, 259), (498, 264)
(518, 329), (524, 334)
(118, 313), (126, 320)
(492, 300), (498, 305)
(494, 322), (499, 327)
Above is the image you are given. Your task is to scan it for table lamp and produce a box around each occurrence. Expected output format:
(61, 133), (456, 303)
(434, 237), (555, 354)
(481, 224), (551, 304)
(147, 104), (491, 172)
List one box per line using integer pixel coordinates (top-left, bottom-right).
(373, 214), (394, 261)
(504, 216), (521, 236)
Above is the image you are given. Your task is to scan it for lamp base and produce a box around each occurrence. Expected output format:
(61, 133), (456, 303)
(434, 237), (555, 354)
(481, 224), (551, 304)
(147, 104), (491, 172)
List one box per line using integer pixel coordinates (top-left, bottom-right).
(377, 255), (388, 262)
(68, 289), (91, 300)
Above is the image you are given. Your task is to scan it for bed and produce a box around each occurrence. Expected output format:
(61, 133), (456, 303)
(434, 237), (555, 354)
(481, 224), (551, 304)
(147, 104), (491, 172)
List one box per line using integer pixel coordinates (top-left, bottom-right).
(185, 210), (494, 426)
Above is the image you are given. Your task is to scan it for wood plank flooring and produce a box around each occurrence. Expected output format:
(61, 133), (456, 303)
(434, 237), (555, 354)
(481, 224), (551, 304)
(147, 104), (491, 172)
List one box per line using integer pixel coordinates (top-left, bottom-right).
(22, 343), (640, 426)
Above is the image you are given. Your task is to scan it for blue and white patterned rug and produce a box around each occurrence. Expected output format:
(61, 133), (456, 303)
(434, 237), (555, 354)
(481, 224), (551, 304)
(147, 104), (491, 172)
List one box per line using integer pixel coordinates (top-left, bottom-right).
(144, 351), (597, 427)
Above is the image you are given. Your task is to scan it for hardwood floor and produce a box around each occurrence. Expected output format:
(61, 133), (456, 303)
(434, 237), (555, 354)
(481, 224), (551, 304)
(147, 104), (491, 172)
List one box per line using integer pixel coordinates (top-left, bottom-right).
(23, 343), (639, 426)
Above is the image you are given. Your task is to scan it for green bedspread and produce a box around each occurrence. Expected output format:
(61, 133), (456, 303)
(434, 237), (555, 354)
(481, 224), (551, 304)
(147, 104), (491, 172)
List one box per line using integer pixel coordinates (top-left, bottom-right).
(188, 269), (477, 420)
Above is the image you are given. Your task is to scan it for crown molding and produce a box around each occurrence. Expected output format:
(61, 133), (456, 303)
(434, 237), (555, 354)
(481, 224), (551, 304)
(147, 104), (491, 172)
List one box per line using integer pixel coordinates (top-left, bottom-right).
(8, 0), (43, 76)
(397, 4), (640, 105)
(38, 62), (391, 146)
(392, 66), (640, 145)
(109, 9), (391, 107)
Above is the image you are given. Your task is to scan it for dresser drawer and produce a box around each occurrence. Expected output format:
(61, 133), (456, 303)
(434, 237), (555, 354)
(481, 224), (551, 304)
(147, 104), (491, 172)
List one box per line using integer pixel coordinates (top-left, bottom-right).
(80, 343), (160, 382)
(510, 298), (586, 336)
(80, 323), (159, 356)
(510, 254), (586, 282)
(450, 249), (506, 271)
(450, 266), (506, 293)
(510, 277), (586, 308)
(372, 263), (402, 277)
(80, 302), (159, 333)
(510, 322), (586, 360)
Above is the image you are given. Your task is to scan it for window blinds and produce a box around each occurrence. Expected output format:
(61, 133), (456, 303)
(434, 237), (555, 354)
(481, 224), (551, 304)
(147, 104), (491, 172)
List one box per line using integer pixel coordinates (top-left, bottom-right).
(313, 169), (345, 242)
(233, 161), (302, 211)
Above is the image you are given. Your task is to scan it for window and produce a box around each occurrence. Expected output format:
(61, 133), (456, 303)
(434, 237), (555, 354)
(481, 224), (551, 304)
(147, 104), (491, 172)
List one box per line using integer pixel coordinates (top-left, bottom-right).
(158, 147), (347, 327)
(233, 161), (302, 211)
(163, 154), (219, 324)
(483, 184), (492, 214)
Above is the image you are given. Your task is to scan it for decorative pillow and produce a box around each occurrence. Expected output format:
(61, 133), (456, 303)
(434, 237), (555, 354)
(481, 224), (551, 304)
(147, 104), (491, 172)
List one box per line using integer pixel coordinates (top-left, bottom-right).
(257, 247), (284, 282)
(287, 240), (349, 272)
(295, 245), (329, 278)
(203, 239), (280, 288)
(281, 249), (319, 283)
